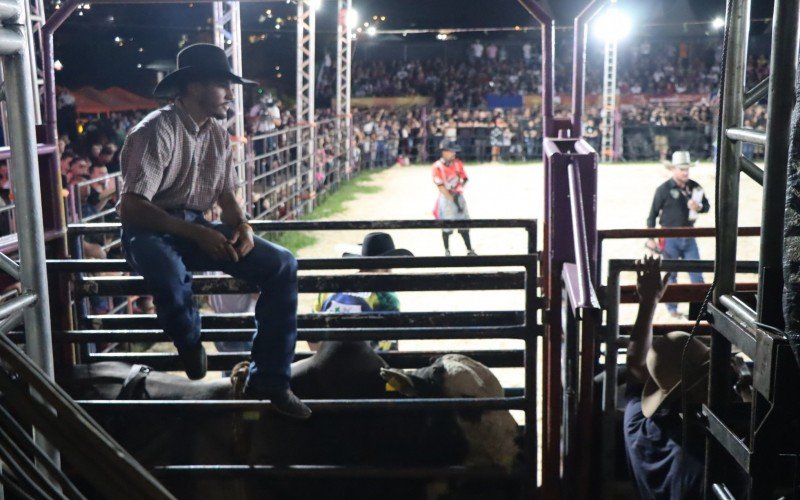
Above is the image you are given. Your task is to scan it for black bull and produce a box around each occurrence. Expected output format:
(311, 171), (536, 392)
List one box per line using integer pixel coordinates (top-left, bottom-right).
(67, 342), (521, 499)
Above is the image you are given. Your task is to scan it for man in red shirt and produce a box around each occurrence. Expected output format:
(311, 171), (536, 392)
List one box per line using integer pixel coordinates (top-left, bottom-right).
(433, 141), (476, 256)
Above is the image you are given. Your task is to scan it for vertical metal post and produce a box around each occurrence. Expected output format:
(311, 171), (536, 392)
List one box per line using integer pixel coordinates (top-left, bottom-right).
(523, 222), (538, 499)
(296, 0), (315, 213)
(336, 0), (352, 180)
(213, 1), (245, 168)
(602, 265), (620, 499)
(757, 0), (799, 327)
(517, 0), (554, 137)
(22, 0), (43, 124)
(708, 0), (749, 495)
(2, 0), (56, 463)
(571, 0), (608, 137)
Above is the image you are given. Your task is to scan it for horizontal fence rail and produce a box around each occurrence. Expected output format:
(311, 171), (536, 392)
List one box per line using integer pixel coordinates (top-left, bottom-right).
(68, 218), (537, 235)
(49, 216), (541, 496)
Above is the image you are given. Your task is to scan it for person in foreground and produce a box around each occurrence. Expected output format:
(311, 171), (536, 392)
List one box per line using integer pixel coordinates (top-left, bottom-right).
(117, 43), (310, 419)
(624, 256), (706, 499)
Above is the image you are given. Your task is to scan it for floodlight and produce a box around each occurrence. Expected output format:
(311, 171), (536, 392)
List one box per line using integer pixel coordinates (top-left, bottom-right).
(593, 6), (632, 41)
(346, 9), (359, 29)
(436, 32), (448, 41)
(308, 0), (322, 11)
(366, 26), (377, 36)
(711, 17), (725, 30)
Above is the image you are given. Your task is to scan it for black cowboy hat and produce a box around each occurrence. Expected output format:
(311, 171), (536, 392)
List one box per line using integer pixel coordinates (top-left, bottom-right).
(342, 232), (413, 257)
(439, 139), (462, 153)
(153, 43), (258, 98)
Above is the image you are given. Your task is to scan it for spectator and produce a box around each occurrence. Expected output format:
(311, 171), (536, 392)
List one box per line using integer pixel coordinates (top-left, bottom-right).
(646, 151), (710, 319)
(485, 43), (498, 60)
(311, 232), (411, 351)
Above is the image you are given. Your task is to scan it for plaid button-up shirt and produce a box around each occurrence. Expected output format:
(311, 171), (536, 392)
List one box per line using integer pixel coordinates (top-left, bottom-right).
(120, 101), (237, 212)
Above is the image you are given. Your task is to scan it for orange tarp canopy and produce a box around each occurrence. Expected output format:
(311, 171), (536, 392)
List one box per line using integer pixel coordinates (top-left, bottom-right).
(71, 86), (158, 114)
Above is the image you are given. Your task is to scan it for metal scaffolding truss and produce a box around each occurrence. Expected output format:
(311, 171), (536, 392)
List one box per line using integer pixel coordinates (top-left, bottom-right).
(600, 37), (616, 162)
(296, 0), (315, 127)
(213, 1), (245, 164)
(0, 0), (44, 146)
(295, 0), (315, 208)
(335, 0), (352, 173)
(335, 0), (351, 120)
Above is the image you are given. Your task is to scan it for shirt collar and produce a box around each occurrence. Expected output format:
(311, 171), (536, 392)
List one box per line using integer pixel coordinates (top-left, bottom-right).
(174, 99), (212, 135)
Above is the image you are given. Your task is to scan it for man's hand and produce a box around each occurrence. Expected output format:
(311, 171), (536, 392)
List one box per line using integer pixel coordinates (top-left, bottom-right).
(193, 226), (239, 262)
(644, 238), (661, 256)
(453, 193), (464, 213)
(688, 200), (702, 211)
(635, 256), (670, 303)
(229, 223), (255, 258)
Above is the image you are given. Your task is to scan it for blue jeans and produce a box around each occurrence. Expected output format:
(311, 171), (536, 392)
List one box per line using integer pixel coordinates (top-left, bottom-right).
(662, 237), (704, 314)
(121, 209), (298, 391)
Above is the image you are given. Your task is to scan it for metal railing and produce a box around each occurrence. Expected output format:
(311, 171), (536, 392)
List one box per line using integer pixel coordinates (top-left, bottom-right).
(52, 218), (540, 498)
(704, 0), (800, 497)
(0, 327), (175, 499)
(67, 171), (120, 224)
(242, 115), (351, 221)
(601, 258), (760, 496)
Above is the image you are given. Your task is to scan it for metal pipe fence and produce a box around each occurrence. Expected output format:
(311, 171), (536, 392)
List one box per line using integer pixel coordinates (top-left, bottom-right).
(47, 218), (541, 497)
(601, 258), (760, 495)
(242, 115), (351, 221)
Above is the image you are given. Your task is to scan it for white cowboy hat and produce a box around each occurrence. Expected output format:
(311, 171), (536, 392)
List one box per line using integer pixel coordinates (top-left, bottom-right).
(664, 150), (698, 171)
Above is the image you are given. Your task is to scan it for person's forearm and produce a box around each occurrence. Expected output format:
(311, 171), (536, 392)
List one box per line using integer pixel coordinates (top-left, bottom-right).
(218, 192), (248, 228)
(627, 297), (659, 382)
(119, 194), (200, 241)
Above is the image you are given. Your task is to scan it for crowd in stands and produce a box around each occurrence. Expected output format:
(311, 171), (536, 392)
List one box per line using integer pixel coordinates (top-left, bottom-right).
(333, 36), (755, 107)
(347, 99), (767, 167)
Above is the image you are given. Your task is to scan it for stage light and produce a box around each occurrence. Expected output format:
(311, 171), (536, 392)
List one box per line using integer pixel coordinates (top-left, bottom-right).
(346, 9), (359, 30)
(54, 60), (63, 71)
(436, 32), (448, 41)
(593, 5), (632, 41)
(711, 17), (725, 30)
(308, 0), (322, 11)
(366, 26), (377, 37)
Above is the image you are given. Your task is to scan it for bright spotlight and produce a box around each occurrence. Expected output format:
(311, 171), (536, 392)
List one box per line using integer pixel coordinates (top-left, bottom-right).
(345, 8), (359, 30)
(308, 0), (322, 11)
(366, 26), (377, 37)
(436, 32), (448, 41)
(711, 17), (725, 30)
(593, 6), (632, 41)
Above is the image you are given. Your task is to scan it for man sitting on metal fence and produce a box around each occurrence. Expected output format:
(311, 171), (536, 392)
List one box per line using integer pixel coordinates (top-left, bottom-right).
(117, 43), (310, 420)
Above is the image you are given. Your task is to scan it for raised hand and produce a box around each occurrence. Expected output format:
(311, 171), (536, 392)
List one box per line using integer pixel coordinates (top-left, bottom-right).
(635, 255), (670, 303)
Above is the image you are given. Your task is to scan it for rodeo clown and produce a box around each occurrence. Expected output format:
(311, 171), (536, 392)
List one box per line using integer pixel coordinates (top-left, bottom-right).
(432, 140), (477, 256)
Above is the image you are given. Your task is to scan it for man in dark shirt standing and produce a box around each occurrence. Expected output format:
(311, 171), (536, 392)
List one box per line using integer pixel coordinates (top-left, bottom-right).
(646, 151), (709, 318)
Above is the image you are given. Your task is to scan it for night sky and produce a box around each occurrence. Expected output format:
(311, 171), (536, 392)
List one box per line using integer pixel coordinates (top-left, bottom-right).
(52, 0), (772, 96)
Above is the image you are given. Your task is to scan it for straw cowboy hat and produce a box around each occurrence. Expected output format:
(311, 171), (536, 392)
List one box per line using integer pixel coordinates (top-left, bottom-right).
(664, 150), (699, 171)
(641, 331), (710, 418)
(153, 43), (257, 98)
(342, 232), (413, 258)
